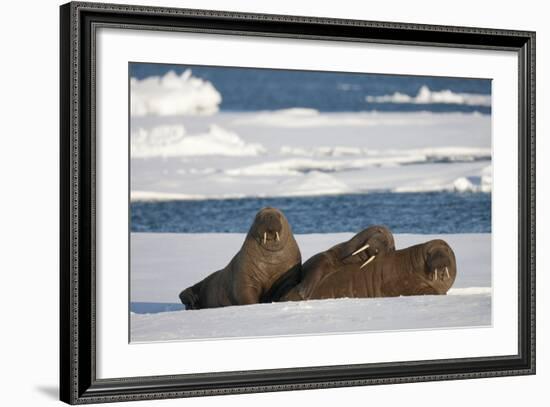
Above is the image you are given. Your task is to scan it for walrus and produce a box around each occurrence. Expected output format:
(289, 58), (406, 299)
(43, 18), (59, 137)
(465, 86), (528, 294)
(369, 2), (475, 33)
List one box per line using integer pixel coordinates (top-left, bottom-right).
(271, 225), (395, 302)
(301, 239), (456, 300)
(178, 207), (301, 309)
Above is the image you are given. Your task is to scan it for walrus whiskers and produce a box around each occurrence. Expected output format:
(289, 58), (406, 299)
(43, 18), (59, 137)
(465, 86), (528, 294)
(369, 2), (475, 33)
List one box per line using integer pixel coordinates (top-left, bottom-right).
(352, 244), (370, 256)
(276, 232), (280, 242)
(360, 255), (375, 269)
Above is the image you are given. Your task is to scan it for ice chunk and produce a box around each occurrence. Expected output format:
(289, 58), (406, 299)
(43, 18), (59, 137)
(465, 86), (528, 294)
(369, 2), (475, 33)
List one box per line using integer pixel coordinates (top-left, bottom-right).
(131, 70), (222, 116)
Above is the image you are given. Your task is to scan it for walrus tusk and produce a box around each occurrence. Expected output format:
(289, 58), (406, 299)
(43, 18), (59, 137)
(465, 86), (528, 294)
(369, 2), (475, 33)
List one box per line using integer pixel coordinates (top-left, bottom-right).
(434, 268), (438, 281)
(263, 232), (267, 245)
(445, 267), (450, 279)
(276, 232), (280, 242)
(360, 255), (375, 269)
(352, 244), (370, 256)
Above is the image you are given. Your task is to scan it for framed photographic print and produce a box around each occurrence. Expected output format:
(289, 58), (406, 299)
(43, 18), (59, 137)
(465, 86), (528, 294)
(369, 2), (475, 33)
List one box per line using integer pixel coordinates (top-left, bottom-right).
(60, 1), (535, 404)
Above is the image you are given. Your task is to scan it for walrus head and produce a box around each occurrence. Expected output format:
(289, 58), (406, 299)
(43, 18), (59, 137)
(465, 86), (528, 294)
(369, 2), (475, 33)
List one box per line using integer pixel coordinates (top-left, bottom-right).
(179, 286), (200, 310)
(422, 239), (457, 290)
(340, 225), (395, 268)
(248, 207), (292, 252)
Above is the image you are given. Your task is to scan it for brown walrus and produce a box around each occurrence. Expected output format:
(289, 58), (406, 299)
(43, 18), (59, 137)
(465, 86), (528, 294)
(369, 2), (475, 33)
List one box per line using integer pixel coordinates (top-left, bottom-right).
(178, 207), (301, 309)
(270, 226), (396, 302)
(300, 239), (456, 300)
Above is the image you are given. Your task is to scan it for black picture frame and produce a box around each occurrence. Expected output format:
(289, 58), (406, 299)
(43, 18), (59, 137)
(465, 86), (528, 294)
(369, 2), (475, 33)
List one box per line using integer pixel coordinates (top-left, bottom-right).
(60, 1), (536, 404)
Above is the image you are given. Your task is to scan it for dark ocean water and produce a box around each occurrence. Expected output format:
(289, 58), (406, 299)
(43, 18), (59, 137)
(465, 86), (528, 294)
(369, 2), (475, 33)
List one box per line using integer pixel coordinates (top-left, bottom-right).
(131, 192), (491, 235)
(130, 63), (491, 114)
(131, 302), (184, 314)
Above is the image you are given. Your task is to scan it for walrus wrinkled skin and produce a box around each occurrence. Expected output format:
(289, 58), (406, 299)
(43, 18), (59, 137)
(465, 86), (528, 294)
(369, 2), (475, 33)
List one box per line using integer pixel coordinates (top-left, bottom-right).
(178, 207), (301, 310)
(302, 239), (456, 300)
(276, 226), (396, 302)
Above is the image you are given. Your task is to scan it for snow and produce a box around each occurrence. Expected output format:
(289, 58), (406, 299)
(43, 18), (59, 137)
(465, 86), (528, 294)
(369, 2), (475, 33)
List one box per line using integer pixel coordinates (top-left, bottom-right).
(130, 111), (492, 200)
(448, 287), (492, 296)
(365, 85), (492, 106)
(131, 124), (265, 158)
(130, 190), (209, 201)
(230, 108), (484, 128)
(131, 70), (222, 116)
(130, 232), (491, 341)
(131, 294), (491, 341)
(272, 171), (352, 196)
(280, 145), (490, 159)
